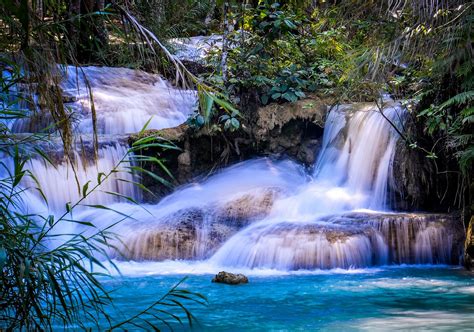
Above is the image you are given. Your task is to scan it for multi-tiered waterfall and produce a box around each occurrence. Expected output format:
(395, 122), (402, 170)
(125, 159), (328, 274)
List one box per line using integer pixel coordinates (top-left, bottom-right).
(5, 67), (464, 271)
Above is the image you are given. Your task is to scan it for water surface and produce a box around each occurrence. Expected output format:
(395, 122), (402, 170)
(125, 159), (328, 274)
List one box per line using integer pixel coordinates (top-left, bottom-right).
(101, 266), (474, 331)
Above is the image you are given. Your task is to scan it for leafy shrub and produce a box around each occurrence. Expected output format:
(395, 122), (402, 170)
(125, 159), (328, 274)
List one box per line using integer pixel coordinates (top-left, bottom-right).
(205, 2), (350, 107)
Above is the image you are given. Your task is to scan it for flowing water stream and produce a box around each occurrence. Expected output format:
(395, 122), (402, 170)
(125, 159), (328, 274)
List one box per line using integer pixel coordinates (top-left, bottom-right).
(4, 66), (472, 330)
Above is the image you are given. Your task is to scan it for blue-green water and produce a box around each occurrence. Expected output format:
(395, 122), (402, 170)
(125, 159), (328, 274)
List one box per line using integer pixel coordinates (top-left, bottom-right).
(101, 266), (474, 331)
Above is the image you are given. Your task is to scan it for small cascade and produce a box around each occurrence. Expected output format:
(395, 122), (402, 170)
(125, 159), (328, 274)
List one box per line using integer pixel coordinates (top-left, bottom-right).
(11, 66), (197, 134)
(116, 188), (281, 261)
(170, 35), (222, 63)
(365, 214), (462, 264)
(5, 65), (198, 214)
(265, 102), (404, 222)
(209, 213), (463, 269)
(18, 143), (139, 212)
(100, 159), (302, 260)
(314, 102), (404, 210)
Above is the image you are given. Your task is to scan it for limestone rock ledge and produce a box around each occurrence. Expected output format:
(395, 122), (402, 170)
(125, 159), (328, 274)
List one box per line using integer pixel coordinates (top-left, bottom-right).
(129, 96), (328, 200)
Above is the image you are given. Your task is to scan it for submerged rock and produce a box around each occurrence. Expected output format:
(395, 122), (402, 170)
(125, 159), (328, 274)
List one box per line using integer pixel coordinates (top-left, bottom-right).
(212, 271), (248, 285)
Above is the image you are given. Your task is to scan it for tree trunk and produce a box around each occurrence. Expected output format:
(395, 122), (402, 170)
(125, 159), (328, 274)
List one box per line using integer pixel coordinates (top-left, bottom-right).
(67, 0), (81, 59)
(93, 0), (107, 50)
(221, 1), (230, 84)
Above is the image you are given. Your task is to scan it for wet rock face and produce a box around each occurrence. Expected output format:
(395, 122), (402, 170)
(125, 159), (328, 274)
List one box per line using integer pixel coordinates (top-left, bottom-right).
(129, 97), (328, 201)
(221, 189), (280, 226)
(212, 271), (248, 285)
(465, 216), (474, 269)
(119, 209), (207, 261)
(389, 119), (461, 212)
(115, 189), (280, 261)
(390, 139), (436, 210)
(252, 96), (326, 165)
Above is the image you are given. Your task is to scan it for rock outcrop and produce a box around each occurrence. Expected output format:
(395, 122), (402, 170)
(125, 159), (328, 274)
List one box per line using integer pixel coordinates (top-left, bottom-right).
(114, 188), (281, 260)
(389, 117), (462, 212)
(465, 216), (474, 269)
(390, 139), (437, 210)
(130, 96), (328, 201)
(251, 96), (326, 165)
(212, 271), (248, 285)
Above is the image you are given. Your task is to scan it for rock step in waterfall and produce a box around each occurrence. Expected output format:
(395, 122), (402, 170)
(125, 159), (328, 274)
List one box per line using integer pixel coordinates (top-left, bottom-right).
(6, 66), (465, 270)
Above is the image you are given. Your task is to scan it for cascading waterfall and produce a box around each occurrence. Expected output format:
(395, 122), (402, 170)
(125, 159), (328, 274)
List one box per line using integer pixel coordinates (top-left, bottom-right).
(6, 63), (463, 270)
(24, 143), (139, 211)
(11, 66), (197, 134)
(68, 159), (306, 260)
(204, 102), (463, 269)
(5, 66), (197, 214)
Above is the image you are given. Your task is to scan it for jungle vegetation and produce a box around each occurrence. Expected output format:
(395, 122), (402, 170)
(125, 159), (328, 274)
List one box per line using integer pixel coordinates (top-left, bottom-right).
(0, 0), (472, 330)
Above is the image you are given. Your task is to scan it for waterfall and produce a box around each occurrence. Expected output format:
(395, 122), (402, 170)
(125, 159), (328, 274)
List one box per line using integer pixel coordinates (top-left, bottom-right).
(23, 144), (139, 212)
(5, 63), (463, 270)
(78, 99), (461, 269)
(209, 213), (463, 269)
(313, 102), (404, 210)
(11, 66), (197, 134)
(5, 65), (197, 214)
(204, 102), (463, 269)
(66, 159), (306, 260)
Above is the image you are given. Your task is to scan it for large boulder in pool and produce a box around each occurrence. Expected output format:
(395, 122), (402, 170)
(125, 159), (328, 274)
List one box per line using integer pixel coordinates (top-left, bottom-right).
(212, 271), (249, 285)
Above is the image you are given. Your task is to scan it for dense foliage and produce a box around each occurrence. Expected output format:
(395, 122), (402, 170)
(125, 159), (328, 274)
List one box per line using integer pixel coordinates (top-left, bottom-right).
(0, 0), (472, 329)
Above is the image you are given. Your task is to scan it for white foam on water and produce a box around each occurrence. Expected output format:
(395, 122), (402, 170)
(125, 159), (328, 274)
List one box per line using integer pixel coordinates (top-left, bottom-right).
(99, 259), (384, 277)
(355, 310), (474, 331)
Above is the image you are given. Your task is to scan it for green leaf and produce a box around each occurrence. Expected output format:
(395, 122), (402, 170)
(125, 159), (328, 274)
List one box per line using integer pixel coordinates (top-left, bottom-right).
(82, 181), (91, 198)
(295, 91), (306, 98)
(230, 118), (240, 129)
(97, 172), (106, 185)
(199, 92), (214, 124)
(284, 19), (297, 29)
(0, 247), (6, 270)
(282, 92), (298, 102)
(139, 116), (154, 135)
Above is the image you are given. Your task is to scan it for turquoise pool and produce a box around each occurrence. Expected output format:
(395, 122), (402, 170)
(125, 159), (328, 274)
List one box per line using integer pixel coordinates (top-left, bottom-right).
(97, 266), (474, 331)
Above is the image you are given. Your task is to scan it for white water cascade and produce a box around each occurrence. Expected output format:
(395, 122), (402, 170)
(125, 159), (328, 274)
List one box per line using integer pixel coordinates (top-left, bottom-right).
(204, 102), (462, 269)
(5, 65), (464, 270)
(66, 100), (463, 269)
(11, 66), (197, 134)
(5, 66), (197, 213)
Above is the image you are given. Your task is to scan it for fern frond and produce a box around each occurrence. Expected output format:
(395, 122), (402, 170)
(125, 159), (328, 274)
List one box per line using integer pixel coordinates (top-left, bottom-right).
(439, 90), (474, 110)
